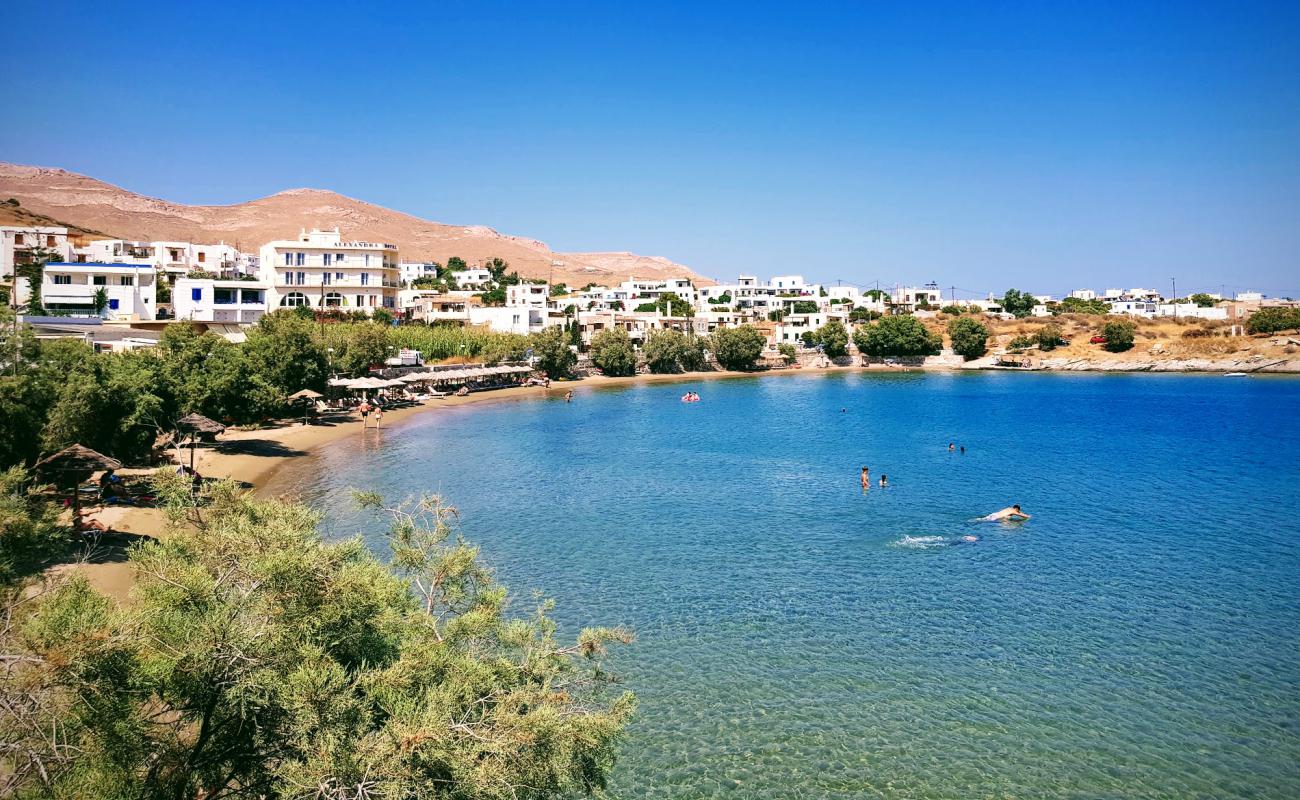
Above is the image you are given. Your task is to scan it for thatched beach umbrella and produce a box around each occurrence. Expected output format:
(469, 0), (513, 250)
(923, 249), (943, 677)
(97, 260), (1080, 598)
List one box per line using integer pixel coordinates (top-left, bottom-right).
(176, 413), (227, 470)
(35, 444), (123, 531)
(287, 389), (324, 426)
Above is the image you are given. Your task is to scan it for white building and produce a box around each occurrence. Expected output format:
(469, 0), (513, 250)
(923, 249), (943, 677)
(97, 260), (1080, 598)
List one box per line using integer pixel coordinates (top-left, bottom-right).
(2, 226), (73, 281)
(258, 228), (399, 314)
(773, 310), (849, 345)
(172, 278), (270, 324)
(1069, 289), (1097, 301)
(506, 282), (550, 310)
(452, 268), (494, 291)
(890, 285), (945, 313)
(40, 262), (157, 320)
(400, 262), (440, 285)
(75, 239), (256, 278)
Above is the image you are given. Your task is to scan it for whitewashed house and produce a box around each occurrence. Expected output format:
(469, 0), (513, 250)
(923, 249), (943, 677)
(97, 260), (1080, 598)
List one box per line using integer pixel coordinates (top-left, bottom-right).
(41, 262), (157, 320)
(172, 278), (270, 324)
(258, 228), (400, 314)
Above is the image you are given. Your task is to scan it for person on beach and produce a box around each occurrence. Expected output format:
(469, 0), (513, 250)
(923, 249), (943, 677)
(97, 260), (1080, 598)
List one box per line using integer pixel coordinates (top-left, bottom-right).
(984, 504), (1030, 521)
(860, 466), (870, 488)
(359, 402), (371, 428)
(374, 405), (384, 429)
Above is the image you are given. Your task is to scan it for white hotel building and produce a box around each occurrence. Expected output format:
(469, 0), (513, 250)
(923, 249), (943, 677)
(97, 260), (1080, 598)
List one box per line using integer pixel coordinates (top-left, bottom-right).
(40, 262), (158, 320)
(258, 228), (400, 314)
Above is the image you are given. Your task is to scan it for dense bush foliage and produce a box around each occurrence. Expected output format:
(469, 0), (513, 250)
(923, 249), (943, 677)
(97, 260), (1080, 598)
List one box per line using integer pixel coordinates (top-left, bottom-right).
(808, 320), (850, 357)
(589, 327), (637, 376)
(947, 317), (990, 360)
(1245, 306), (1300, 334)
(1001, 289), (1039, 318)
(710, 325), (766, 370)
(1101, 319), (1137, 352)
(1054, 297), (1109, 315)
(1034, 323), (1065, 352)
(642, 329), (707, 373)
(531, 325), (577, 379)
(0, 483), (635, 798)
(853, 316), (942, 357)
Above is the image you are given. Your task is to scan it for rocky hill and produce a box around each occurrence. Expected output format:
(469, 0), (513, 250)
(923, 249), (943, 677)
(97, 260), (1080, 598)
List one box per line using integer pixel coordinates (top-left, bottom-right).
(0, 163), (709, 288)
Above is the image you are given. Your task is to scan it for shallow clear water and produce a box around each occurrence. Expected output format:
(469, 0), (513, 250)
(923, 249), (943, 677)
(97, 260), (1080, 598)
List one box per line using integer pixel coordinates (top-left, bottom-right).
(280, 372), (1300, 798)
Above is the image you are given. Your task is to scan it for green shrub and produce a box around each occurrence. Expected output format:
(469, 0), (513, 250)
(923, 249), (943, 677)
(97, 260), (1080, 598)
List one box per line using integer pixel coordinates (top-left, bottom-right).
(1245, 307), (1300, 335)
(589, 327), (637, 376)
(853, 316), (942, 357)
(1101, 319), (1137, 352)
(947, 317), (989, 360)
(710, 325), (766, 370)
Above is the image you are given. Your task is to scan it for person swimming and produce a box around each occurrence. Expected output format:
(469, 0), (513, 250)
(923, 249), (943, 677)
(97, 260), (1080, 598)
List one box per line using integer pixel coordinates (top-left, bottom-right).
(948, 442), (955, 451)
(879, 474), (888, 487)
(983, 504), (1030, 521)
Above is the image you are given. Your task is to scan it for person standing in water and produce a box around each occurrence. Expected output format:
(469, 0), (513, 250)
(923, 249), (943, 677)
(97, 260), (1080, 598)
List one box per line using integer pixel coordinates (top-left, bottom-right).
(565, 390), (573, 403)
(948, 442), (955, 452)
(860, 466), (870, 489)
(879, 474), (888, 487)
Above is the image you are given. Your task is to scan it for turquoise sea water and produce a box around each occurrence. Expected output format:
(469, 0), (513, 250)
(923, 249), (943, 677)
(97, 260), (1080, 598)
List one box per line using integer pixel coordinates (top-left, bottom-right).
(281, 372), (1300, 798)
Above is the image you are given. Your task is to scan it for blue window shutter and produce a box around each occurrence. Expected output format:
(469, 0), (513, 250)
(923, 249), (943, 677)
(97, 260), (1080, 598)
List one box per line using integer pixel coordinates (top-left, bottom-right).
(192, 288), (203, 301)
(108, 298), (120, 310)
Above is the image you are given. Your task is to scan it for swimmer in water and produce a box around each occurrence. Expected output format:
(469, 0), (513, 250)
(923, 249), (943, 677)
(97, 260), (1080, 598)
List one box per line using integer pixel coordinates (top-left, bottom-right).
(984, 504), (1030, 521)
(948, 442), (955, 451)
(565, 391), (573, 403)
(960, 535), (979, 543)
(879, 474), (888, 487)
(860, 466), (870, 488)
(960, 445), (965, 454)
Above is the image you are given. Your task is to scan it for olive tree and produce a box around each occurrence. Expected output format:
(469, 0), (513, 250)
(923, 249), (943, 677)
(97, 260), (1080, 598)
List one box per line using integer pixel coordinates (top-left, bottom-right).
(947, 317), (990, 360)
(854, 316), (942, 357)
(710, 325), (766, 370)
(589, 327), (637, 376)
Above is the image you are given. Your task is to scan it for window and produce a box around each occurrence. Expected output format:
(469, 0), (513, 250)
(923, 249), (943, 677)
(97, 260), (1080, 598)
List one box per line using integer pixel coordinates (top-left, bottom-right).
(240, 289), (262, 304)
(120, 276), (134, 286)
(323, 253), (332, 267)
(14, 234), (23, 245)
(336, 253), (345, 263)
(197, 252), (206, 263)
(335, 272), (343, 281)
(361, 273), (369, 286)
(214, 288), (236, 305)
(322, 292), (344, 307)
(284, 253), (293, 266)
(295, 252), (305, 266)
(280, 291), (309, 307)
(52, 274), (71, 285)
(191, 288), (203, 302)
(92, 276), (107, 286)
(322, 272), (331, 285)
(47, 235), (56, 247)
(108, 299), (120, 310)
(356, 295), (364, 307)
(296, 271), (305, 286)
(364, 254), (370, 266)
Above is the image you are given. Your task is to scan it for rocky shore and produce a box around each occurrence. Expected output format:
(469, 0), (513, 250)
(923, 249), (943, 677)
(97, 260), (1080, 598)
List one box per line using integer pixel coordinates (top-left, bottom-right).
(963, 355), (1300, 373)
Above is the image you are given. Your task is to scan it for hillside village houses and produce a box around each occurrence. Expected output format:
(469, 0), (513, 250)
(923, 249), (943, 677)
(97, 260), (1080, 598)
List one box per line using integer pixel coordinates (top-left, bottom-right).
(6, 221), (1297, 356)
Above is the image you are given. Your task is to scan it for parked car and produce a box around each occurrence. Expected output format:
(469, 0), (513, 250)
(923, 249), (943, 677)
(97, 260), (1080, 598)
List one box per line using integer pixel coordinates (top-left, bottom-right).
(1089, 335), (1106, 344)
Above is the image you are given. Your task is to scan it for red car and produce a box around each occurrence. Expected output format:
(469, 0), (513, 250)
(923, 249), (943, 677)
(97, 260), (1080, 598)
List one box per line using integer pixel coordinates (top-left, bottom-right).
(1089, 335), (1107, 344)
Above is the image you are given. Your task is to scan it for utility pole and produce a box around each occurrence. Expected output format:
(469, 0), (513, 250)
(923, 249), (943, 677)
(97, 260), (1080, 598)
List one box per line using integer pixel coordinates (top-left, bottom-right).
(1171, 277), (1177, 318)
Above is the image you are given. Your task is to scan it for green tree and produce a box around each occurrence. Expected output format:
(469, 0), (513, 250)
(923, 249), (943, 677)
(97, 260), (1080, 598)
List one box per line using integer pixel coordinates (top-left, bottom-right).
(854, 315), (943, 357)
(589, 327), (637, 376)
(848, 307), (881, 323)
(446, 255), (468, 272)
(1101, 319), (1137, 352)
(41, 351), (169, 464)
(642, 328), (702, 374)
(710, 325), (766, 370)
(92, 288), (108, 316)
(531, 325), (576, 379)
(1189, 293), (1217, 308)
(0, 466), (69, 585)
(810, 320), (850, 357)
(947, 317), (990, 360)
(1055, 296), (1108, 315)
(1001, 289), (1039, 319)
(708, 293), (732, 305)
(1034, 323), (1065, 352)
(777, 343), (797, 363)
(1245, 306), (1300, 334)
(322, 322), (391, 376)
(243, 311), (329, 405)
(790, 300), (819, 314)
(940, 304), (964, 316)
(158, 322), (256, 424)
(3, 482), (634, 798)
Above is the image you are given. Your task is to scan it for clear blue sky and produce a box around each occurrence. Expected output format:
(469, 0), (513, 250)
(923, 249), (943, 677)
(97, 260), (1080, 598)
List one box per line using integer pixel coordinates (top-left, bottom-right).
(3, 1), (1297, 298)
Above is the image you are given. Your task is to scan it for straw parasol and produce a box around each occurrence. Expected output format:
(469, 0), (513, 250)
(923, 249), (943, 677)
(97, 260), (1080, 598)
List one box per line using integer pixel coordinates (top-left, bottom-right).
(175, 413), (227, 470)
(35, 445), (122, 530)
(287, 389), (324, 426)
